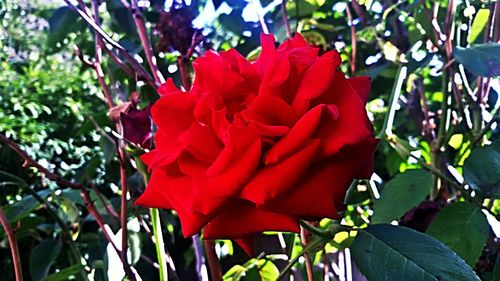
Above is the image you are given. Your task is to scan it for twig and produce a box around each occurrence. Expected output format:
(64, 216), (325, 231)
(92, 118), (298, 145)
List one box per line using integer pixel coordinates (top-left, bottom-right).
(0, 208), (23, 281)
(129, 0), (165, 84)
(177, 58), (191, 90)
(204, 240), (222, 281)
(301, 228), (314, 281)
(471, 116), (499, 148)
(345, 4), (357, 76)
(116, 144), (135, 281)
(281, 0), (292, 38)
(0, 133), (137, 280)
(63, 0), (158, 89)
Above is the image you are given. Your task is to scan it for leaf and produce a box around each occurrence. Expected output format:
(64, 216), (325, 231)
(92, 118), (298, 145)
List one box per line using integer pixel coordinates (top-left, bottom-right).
(463, 140), (500, 198)
(30, 238), (63, 281)
(4, 190), (51, 223)
(454, 44), (500, 77)
(351, 224), (480, 281)
(372, 169), (433, 224)
(245, 259), (280, 281)
(44, 264), (86, 281)
(426, 202), (489, 266)
(468, 9), (490, 44)
(46, 6), (80, 50)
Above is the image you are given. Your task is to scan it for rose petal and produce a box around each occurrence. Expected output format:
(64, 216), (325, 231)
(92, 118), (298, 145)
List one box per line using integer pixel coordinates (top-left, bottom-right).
(178, 123), (223, 163)
(292, 51), (340, 114)
(203, 200), (299, 239)
(313, 72), (372, 157)
(233, 237), (254, 257)
(158, 78), (181, 96)
(262, 137), (378, 219)
(194, 138), (262, 202)
(265, 104), (338, 164)
(348, 76), (371, 104)
(207, 123), (260, 176)
(134, 170), (172, 209)
(241, 139), (321, 205)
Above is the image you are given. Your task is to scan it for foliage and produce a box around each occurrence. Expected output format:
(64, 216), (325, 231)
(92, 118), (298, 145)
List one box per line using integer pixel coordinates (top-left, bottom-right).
(0, 0), (499, 280)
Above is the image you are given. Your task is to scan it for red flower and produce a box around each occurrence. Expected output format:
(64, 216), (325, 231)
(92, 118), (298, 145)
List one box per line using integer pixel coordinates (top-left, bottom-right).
(136, 34), (377, 254)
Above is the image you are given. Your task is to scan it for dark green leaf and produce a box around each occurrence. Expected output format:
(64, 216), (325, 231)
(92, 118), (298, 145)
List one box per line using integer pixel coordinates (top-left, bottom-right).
(47, 7), (80, 49)
(463, 140), (500, 198)
(44, 264), (86, 281)
(372, 169), (432, 223)
(29, 238), (62, 281)
(426, 202), (489, 266)
(351, 224), (480, 281)
(454, 44), (500, 77)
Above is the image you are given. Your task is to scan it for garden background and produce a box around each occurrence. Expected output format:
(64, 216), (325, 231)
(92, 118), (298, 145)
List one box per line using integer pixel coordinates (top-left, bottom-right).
(0, 0), (499, 280)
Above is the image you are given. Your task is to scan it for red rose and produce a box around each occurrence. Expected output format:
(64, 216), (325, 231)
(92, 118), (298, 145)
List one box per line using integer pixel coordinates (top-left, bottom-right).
(136, 34), (377, 254)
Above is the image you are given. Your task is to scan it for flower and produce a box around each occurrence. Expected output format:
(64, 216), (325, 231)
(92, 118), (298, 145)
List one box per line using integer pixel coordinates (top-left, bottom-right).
(136, 33), (377, 255)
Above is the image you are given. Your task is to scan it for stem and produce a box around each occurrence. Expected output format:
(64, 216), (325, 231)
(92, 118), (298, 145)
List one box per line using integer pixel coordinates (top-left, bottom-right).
(377, 65), (408, 139)
(277, 237), (325, 280)
(130, 0), (165, 84)
(116, 147), (137, 281)
(0, 208), (23, 281)
(345, 4), (357, 76)
(150, 208), (168, 281)
(64, 0), (158, 89)
(281, 0), (292, 38)
(177, 57), (191, 90)
(299, 220), (333, 239)
(300, 228), (314, 281)
(203, 240), (222, 281)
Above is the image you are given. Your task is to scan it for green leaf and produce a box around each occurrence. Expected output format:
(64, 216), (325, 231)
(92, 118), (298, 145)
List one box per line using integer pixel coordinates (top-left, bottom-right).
(223, 265), (246, 281)
(351, 224), (480, 281)
(454, 44), (500, 77)
(468, 9), (490, 44)
(372, 169), (432, 224)
(463, 140), (500, 198)
(426, 202), (489, 266)
(44, 264), (86, 281)
(245, 259), (280, 281)
(30, 238), (63, 281)
(46, 7), (80, 50)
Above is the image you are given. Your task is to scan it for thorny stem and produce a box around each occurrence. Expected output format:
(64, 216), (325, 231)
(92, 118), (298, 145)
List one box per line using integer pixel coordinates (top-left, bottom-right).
(204, 240), (222, 281)
(0, 208), (23, 281)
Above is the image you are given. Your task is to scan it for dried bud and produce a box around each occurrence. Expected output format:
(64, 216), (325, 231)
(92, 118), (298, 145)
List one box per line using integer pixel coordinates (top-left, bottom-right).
(120, 105), (152, 148)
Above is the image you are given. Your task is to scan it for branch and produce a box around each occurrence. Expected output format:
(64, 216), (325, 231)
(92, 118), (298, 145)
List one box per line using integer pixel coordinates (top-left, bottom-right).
(281, 0), (292, 38)
(345, 4), (357, 76)
(129, 0), (165, 84)
(64, 0), (158, 89)
(0, 133), (137, 280)
(0, 208), (23, 281)
(203, 240), (222, 281)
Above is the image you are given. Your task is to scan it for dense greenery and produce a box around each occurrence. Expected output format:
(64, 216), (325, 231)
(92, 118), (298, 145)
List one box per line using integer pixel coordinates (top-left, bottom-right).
(0, 0), (499, 280)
